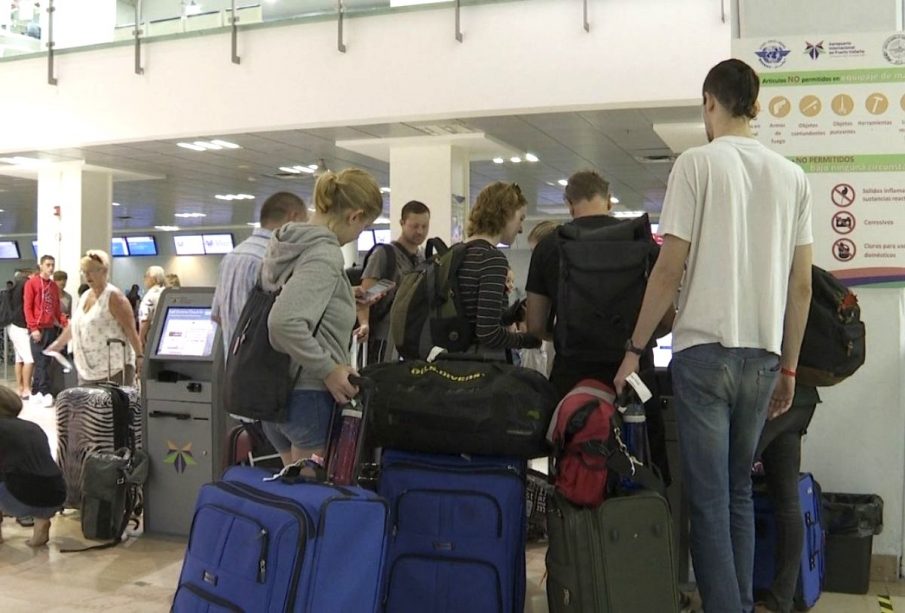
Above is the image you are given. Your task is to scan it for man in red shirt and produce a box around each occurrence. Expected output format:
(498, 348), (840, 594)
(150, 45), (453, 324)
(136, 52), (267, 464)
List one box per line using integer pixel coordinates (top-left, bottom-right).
(24, 255), (67, 407)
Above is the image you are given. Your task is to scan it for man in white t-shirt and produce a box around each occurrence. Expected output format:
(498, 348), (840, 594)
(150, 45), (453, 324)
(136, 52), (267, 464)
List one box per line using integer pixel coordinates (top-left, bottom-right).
(615, 59), (813, 613)
(138, 266), (166, 350)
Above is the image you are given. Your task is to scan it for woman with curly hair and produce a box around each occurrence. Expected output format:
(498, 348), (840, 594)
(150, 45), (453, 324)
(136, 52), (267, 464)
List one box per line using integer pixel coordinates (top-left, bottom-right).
(458, 182), (540, 359)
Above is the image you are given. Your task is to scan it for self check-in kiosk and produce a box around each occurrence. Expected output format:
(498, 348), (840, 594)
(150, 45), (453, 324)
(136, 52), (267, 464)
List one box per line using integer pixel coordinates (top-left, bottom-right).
(142, 287), (226, 536)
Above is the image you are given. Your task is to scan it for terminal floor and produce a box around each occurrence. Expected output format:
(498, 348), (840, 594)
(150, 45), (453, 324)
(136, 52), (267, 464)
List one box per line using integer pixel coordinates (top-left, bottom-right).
(2, 382), (904, 612)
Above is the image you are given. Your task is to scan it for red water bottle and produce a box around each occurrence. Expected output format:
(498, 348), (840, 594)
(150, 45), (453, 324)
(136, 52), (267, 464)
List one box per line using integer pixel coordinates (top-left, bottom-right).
(326, 399), (364, 486)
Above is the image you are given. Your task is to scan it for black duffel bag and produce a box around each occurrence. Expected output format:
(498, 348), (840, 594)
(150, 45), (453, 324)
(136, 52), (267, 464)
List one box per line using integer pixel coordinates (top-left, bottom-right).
(362, 357), (557, 459)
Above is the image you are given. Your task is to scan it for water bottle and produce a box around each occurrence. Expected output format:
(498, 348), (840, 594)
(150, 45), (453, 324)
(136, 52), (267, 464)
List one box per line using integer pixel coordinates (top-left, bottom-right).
(618, 392), (651, 489)
(326, 399), (364, 486)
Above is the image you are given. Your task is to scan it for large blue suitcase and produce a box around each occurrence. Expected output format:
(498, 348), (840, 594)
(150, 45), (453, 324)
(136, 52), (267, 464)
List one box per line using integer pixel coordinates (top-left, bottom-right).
(378, 450), (527, 613)
(754, 472), (824, 610)
(173, 465), (389, 613)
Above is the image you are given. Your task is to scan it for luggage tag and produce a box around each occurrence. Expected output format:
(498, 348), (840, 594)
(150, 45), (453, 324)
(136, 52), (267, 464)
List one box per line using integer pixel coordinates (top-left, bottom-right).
(617, 372), (652, 415)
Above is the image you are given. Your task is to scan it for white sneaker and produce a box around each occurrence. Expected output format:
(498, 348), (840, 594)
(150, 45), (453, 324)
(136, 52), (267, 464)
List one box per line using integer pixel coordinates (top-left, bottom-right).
(42, 394), (54, 408)
(29, 393), (44, 405)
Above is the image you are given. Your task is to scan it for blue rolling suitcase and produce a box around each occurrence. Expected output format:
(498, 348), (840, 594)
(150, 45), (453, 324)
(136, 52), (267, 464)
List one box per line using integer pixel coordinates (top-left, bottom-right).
(173, 465), (389, 613)
(754, 472), (825, 611)
(378, 450), (527, 613)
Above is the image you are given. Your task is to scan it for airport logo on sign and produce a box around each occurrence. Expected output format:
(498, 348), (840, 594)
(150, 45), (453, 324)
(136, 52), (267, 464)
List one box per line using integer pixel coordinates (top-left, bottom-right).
(883, 34), (905, 65)
(755, 40), (791, 68)
(805, 41), (824, 60)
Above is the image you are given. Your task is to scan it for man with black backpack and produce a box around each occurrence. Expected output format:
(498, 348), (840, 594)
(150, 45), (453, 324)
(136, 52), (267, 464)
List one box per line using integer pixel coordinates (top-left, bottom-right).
(525, 170), (671, 483)
(356, 200), (430, 364)
(2, 270), (34, 400)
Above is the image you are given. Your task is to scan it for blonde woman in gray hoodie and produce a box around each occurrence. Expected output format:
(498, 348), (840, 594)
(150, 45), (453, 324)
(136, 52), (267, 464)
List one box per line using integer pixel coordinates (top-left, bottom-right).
(261, 169), (383, 467)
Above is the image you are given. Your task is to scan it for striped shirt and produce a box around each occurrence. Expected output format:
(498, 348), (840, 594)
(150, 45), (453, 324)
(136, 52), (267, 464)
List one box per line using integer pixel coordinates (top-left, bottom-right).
(211, 228), (272, 357)
(457, 240), (536, 350)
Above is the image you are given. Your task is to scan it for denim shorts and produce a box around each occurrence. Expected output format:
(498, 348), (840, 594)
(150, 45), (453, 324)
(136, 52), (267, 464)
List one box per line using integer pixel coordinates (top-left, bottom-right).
(262, 390), (335, 452)
(0, 482), (59, 519)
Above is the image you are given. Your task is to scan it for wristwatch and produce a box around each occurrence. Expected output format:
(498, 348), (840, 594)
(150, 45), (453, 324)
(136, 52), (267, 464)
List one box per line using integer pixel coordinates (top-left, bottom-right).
(624, 339), (645, 356)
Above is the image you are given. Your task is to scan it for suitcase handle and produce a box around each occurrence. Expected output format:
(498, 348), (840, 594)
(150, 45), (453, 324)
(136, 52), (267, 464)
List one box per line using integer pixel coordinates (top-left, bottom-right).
(106, 338), (129, 386)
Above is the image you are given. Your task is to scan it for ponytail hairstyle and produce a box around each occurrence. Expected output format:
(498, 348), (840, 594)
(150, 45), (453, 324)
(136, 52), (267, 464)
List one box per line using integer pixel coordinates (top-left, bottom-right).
(313, 168), (383, 225)
(702, 59), (760, 119)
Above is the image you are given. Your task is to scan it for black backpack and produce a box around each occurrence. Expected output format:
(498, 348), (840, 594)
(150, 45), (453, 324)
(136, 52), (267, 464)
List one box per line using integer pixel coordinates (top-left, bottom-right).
(224, 281), (326, 421)
(0, 288), (13, 328)
(554, 215), (658, 362)
(797, 266), (866, 386)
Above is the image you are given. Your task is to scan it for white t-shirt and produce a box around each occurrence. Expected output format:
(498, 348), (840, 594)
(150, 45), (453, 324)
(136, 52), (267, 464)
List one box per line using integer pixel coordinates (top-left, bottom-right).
(658, 135), (813, 355)
(139, 284), (164, 324)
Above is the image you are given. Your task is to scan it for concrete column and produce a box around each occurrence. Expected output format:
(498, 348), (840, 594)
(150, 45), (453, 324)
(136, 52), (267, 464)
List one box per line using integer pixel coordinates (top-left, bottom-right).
(388, 144), (469, 245)
(37, 161), (112, 296)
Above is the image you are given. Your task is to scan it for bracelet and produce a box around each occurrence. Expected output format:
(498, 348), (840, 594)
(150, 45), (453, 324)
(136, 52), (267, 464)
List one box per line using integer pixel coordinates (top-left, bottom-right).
(780, 367), (796, 377)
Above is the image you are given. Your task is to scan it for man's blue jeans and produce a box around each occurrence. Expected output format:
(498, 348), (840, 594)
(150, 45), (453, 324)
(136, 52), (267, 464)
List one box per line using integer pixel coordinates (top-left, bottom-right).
(672, 343), (779, 613)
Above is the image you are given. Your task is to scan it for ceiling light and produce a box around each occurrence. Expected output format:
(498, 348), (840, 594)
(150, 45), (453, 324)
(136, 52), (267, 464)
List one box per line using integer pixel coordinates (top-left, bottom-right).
(0, 156), (45, 166)
(557, 179), (568, 186)
(177, 142), (206, 152)
(612, 210), (645, 218)
(155, 225), (181, 231)
(610, 196), (620, 204)
(292, 165), (316, 174)
(238, 194), (255, 199)
(525, 153), (539, 162)
(308, 164), (319, 170)
(175, 213), (207, 218)
(0, 209), (5, 212)
(210, 139), (240, 149)
(492, 157), (504, 164)
(279, 166), (302, 174)
(112, 202), (120, 207)
(194, 141), (222, 151)
(247, 222), (261, 228)
(380, 187), (391, 194)
(510, 156), (522, 164)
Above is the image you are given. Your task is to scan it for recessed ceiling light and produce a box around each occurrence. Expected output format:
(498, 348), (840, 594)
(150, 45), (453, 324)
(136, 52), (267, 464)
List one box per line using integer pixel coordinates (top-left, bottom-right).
(237, 194), (255, 199)
(177, 142), (206, 152)
(557, 179), (568, 186)
(210, 139), (241, 149)
(0, 156), (45, 166)
(525, 153), (539, 162)
(610, 196), (620, 204)
(175, 213), (207, 218)
(279, 166), (301, 174)
(292, 165), (316, 174)
(112, 202), (121, 207)
(492, 157), (504, 164)
(308, 164), (319, 170)
(0, 208), (5, 212)
(155, 225), (181, 231)
(215, 193), (255, 200)
(510, 156), (522, 164)
(379, 187), (391, 194)
(247, 222), (261, 228)
(194, 141), (222, 151)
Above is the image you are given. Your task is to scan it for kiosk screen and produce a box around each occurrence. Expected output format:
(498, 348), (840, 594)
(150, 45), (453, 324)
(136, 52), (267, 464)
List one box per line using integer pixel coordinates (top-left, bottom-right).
(156, 307), (217, 358)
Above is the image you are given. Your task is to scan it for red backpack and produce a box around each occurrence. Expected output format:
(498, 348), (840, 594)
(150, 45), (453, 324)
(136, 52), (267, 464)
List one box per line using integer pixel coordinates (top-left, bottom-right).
(546, 379), (617, 507)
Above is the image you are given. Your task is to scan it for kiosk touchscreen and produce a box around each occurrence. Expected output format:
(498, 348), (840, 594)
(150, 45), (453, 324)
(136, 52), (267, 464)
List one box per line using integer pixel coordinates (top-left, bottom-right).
(142, 288), (225, 537)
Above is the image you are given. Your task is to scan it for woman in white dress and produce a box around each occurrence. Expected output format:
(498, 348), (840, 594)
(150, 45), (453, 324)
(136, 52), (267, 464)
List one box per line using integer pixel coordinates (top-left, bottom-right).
(46, 250), (143, 385)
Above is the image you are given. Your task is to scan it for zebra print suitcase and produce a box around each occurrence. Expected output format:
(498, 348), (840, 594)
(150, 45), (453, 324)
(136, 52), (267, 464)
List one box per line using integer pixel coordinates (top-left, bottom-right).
(56, 384), (143, 509)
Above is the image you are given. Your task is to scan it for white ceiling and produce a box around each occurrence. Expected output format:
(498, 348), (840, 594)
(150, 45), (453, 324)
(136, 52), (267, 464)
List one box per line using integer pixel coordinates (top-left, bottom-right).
(0, 105), (706, 235)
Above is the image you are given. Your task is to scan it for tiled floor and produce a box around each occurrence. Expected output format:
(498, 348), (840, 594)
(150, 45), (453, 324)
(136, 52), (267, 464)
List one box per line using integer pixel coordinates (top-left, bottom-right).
(3, 379), (905, 612)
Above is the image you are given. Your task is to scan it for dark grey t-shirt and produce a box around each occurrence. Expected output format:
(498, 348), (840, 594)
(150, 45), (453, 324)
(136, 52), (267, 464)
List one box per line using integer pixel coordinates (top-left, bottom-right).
(362, 242), (424, 340)
(0, 418), (66, 507)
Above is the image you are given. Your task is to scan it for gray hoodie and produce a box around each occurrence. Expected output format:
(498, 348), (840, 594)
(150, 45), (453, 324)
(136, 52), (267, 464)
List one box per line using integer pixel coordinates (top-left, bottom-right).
(263, 223), (354, 391)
